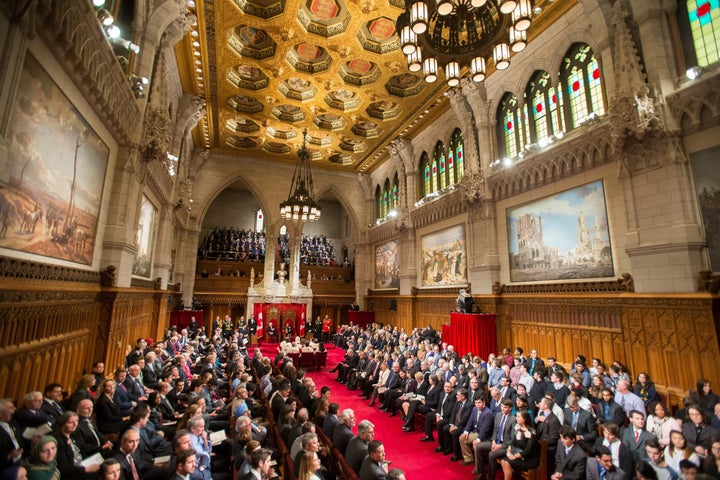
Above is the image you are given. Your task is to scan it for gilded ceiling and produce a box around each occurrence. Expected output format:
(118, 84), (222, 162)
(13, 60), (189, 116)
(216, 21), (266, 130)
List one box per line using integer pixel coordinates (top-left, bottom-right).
(176, 0), (565, 173)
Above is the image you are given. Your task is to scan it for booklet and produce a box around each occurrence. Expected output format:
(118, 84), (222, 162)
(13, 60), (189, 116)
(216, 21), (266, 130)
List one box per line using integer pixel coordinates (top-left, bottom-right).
(154, 455), (171, 467)
(80, 453), (104, 468)
(209, 430), (227, 445)
(22, 423), (51, 440)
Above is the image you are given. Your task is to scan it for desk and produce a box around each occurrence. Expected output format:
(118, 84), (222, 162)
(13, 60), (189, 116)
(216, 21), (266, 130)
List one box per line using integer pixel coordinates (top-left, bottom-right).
(170, 310), (204, 329)
(444, 313), (497, 359)
(347, 311), (375, 328)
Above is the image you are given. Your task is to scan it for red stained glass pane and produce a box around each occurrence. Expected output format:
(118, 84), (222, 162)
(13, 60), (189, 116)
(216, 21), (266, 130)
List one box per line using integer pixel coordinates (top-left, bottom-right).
(592, 68), (600, 79)
(432, 166), (437, 173)
(536, 103), (543, 113)
(507, 121), (513, 130)
(698, 2), (711, 16)
(552, 94), (556, 103)
(572, 81), (580, 91)
(441, 162), (445, 168)
(259, 214), (262, 219)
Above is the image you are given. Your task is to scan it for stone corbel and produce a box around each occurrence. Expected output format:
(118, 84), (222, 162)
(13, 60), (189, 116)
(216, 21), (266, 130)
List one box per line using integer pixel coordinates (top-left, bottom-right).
(459, 170), (494, 220)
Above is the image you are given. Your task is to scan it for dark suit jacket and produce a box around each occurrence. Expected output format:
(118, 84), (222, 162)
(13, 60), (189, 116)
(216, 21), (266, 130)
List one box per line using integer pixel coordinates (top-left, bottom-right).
(0, 420), (21, 470)
(358, 456), (387, 480)
(536, 411), (562, 451)
(436, 392), (457, 421)
(123, 377), (145, 402)
(95, 394), (127, 434)
(463, 406), (494, 441)
(270, 392), (287, 420)
(586, 457), (625, 480)
(491, 412), (517, 447)
(682, 422), (720, 451)
(13, 407), (53, 429)
(323, 414), (340, 439)
(73, 416), (105, 456)
(41, 400), (63, 422)
(333, 423), (354, 455)
(55, 433), (93, 479)
(113, 385), (135, 415)
(424, 384), (442, 409)
(597, 400), (626, 426)
(620, 426), (652, 462)
(142, 365), (159, 389)
(345, 436), (369, 473)
(563, 408), (598, 449)
(593, 439), (633, 480)
(450, 399), (473, 429)
(554, 443), (587, 480)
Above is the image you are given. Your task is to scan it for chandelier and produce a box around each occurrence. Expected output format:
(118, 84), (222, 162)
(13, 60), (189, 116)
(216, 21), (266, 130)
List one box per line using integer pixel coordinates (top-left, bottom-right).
(396, 0), (533, 86)
(279, 129), (321, 222)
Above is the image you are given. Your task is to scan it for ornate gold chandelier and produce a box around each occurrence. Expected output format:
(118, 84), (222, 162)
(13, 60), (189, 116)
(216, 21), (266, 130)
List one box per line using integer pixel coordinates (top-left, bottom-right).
(279, 130), (321, 222)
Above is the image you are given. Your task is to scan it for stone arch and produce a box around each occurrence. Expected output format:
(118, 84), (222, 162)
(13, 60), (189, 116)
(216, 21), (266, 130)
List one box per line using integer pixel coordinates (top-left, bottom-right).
(196, 173), (271, 229)
(315, 184), (362, 242)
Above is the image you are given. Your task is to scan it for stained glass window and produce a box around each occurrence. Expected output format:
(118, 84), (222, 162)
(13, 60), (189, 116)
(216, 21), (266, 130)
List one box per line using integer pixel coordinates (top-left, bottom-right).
(255, 209), (264, 232)
(431, 158), (438, 193)
(375, 186), (382, 220)
(392, 175), (399, 210)
(498, 93), (522, 158)
(451, 129), (464, 180)
(422, 153), (431, 197)
(687, 0), (720, 66)
(560, 44), (606, 129)
(435, 142), (447, 190)
(447, 147), (455, 186)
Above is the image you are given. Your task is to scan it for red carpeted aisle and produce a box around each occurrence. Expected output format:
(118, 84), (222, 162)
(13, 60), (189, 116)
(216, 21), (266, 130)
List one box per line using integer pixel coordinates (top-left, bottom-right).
(258, 342), (472, 480)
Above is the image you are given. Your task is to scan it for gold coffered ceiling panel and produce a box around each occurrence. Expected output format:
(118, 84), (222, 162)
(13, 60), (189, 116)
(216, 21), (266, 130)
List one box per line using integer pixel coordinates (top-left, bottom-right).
(179, 0), (574, 172)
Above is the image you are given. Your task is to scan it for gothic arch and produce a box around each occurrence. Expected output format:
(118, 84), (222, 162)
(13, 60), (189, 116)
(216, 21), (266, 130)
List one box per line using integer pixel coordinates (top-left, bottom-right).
(196, 174), (271, 228)
(315, 184), (362, 242)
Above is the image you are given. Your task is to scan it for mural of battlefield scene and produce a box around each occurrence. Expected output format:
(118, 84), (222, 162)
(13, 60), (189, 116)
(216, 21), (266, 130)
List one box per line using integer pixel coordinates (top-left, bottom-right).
(0, 54), (109, 265)
(507, 180), (614, 282)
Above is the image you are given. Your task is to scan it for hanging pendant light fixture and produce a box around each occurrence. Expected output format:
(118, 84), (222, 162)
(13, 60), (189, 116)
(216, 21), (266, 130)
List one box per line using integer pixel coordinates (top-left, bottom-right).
(279, 129), (321, 223)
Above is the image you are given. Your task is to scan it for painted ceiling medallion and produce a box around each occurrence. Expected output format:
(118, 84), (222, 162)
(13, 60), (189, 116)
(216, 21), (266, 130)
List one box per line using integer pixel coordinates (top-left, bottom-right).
(227, 65), (269, 91)
(338, 59), (381, 86)
(328, 151), (353, 164)
(313, 113), (346, 130)
(272, 104), (306, 123)
(226, 135), (259, 148)
(279, 77), (318, 101)
(352, 120), (382, 138)
(366, 99), (401, 120)
(227, 94), (264, 114)
(307, 132), (333, 146)
(339, 137), (367, 152)
(267, 124), (298, 139)
(230, 0), (286, 19)
(385, 73), (424, 97)
(226, 117), (260, 133)
(263, 141), (291, 154)
(297, 0), (351, 37)
(286, 43), (332, 74)
(324, 89), (360, 111)
(357, 16), (400, 54)
(228, 25), (277, 60)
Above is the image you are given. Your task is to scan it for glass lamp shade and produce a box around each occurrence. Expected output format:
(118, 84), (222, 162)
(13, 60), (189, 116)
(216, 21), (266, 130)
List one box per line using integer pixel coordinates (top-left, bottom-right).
(423, 57), (438, 83)
(407, 47), (423, 72)
(509, 27), (527, 52)
(445, 61), (461, 87)
(498, 0), (518, 14)
(410, 2), (429, 34)
(493, 43), (511, 70)
(437, 0), (454, 16)
(513, 0), (533, 31)
(470, 0), (487, 7)
(470, 56), (486, 82)
(401, 26), (417, 55)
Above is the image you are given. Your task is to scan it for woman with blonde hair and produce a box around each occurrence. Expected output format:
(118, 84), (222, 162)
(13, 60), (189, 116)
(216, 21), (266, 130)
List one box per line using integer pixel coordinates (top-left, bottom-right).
(176, 404), (202, 430)
(298, 450), (322, 480)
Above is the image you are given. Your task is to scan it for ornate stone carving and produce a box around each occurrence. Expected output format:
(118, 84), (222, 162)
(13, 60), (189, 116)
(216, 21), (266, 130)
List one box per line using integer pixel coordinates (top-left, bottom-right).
(101, 265), (117, 287)
(617, 272), (635, 292)
(356, 172), (372, 199)
(0, 256), (101, 283)
(501, 279), (632, 294)
(492, 281), (504, 295)
(459, 170), (494, 219)
(697, 270), (720, 293)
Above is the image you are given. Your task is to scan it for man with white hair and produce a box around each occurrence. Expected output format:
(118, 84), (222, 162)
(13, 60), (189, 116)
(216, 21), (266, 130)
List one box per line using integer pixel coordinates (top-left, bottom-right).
(615, 379), (644, 418)
(333, 408), (356, 455)
(346, 420), (375, 473)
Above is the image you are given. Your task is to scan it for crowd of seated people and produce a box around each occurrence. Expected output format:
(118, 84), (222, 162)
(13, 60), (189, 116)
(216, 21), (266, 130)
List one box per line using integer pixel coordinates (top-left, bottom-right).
(279, 234), (339, 267)
(198, 227), (267, 262)
(0, 320), (410, 480)
(328, 322), (720, 480)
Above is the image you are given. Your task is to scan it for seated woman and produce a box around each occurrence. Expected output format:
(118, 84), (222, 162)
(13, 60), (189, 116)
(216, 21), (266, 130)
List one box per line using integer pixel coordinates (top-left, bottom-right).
(22, 435), (60, 480)
(500, 410), (539, 480)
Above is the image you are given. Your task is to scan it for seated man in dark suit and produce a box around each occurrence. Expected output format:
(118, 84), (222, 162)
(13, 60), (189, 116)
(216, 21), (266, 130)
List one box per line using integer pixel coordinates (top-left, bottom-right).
(586, 445), (625, 480)
(171, 448), (197, 480)
(551, 426), (587, 480)
(239, 448), (274, 480)
(598, 388), (626, 426)
(14, 391), (54, 432)
(536, 396), (562, 464)
(621, 410), (653, 463)
(332, 408), (356, 456)
(359, 440), (388, 480)
(563, 394), (597, 451)
(0, 399), (23, 472)
(346, 420), (375, 474)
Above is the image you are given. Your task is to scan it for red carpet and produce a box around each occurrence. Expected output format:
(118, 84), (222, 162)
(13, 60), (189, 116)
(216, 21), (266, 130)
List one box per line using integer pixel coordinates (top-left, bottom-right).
(259, 342), (472, 480)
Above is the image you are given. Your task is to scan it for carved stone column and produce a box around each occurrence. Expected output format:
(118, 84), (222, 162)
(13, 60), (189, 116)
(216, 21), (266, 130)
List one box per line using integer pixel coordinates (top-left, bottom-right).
(101, 145), (145, 287)
(151, 206), (173, 289)
(462, 79), (496, 172)
(175, 225), (200, 304)
(448, 81), (481, 172)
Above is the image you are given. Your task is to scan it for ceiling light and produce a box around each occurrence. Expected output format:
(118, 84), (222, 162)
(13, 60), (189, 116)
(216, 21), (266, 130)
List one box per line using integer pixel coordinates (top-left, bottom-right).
(106, 25), (121, 39)
(686, 66), (702, 80)
(97, 8), (114, 26)
(93, 0), (106, 6)
(396, 0), (534, 87)
(279, 129), (321, 223)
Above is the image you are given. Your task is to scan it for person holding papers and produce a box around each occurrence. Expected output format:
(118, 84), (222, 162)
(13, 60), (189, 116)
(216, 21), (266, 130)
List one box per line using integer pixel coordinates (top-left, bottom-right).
(21, 436), (59, 480)
(52, 412), (100, 479)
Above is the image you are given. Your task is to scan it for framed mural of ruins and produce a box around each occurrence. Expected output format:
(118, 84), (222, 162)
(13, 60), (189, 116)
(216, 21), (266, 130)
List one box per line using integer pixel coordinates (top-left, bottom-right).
(507, 180), (614, 282)
(132, 195), (157, 278)
(374, 239), (399, 289)
(0, 54), (109, 266)
(689, 146), (720, 271)
(421, 224), (467, 287)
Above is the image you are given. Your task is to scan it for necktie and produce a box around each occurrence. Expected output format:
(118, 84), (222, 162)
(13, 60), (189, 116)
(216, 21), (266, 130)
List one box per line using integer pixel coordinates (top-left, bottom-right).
(127, 454), (140, 480)
(53, 401), (62, 415)
(599, 466), (607, 480)
(572, 411), (578, 429)
(634, 430), (639, 442)
(497, 415), (507, 443)
(455, 402), (464, 424)
(85, 418), (101, 446)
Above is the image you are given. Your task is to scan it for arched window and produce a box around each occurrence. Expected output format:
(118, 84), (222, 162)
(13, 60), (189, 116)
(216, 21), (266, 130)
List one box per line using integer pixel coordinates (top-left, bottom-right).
(279, 225), (287, 236)
(434, 142), (447, 190)
(559, 43), (606, 129)
(430, 154), (438, 194)
(255, 209), (264, 232)
(375, 185), (382, 220)
(419, 151), (431, 198)
(391, 174), (399, 210)
(526, 71), (564, 144)
(450, 129), (464, 181)
(382, 178), (390, 217)
(497, 93), (524, 159)
(685, 0), (720, 66)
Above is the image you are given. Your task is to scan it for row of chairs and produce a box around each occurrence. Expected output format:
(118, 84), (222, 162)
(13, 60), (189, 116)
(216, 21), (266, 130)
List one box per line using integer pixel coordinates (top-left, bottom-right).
(286, 351), (328, 371)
